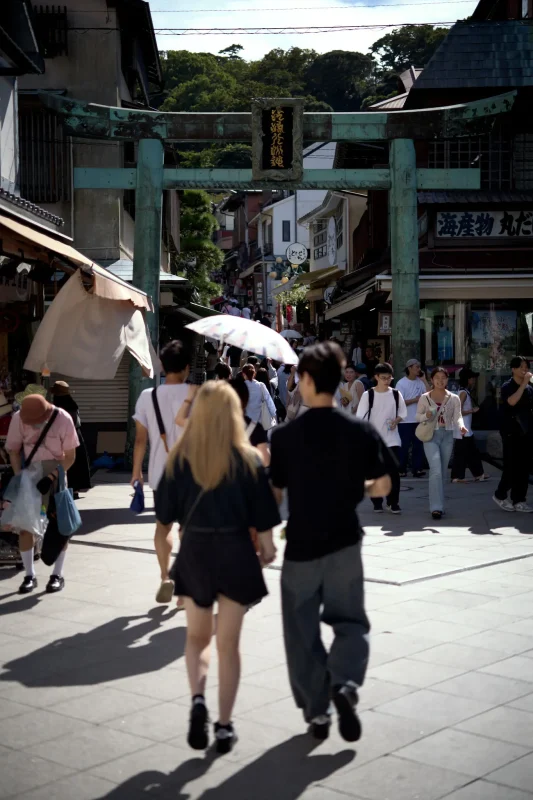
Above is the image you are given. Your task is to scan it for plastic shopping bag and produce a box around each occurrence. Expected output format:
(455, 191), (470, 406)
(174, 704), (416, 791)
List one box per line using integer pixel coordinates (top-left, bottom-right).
(1, 465), (45, 538)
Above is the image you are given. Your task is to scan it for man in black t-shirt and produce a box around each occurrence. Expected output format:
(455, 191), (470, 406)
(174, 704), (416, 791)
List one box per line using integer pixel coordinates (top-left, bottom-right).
(226, 345), (243, 378)
(270, 342), (391, 742)
(494, 355), (533, 512)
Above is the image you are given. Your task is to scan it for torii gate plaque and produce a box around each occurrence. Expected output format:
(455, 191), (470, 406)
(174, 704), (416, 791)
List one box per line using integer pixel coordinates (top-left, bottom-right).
(41, 90), (515, 445)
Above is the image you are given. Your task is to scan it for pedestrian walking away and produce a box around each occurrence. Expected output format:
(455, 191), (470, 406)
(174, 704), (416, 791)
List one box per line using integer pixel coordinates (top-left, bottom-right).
(270, 341), (392, 742)
(451, 368), (490, 483)
(493, 355), (533, 513)
(6, 393), (79, 594)
(226, 345), (243, 378)
(131, 340), (192, 606)
(356, 362), (407, 514)
(395, 359), (428, 477)
(416, 366), (467, 520)
(155, 381), (280, 754)
(242, 364), (276, 428)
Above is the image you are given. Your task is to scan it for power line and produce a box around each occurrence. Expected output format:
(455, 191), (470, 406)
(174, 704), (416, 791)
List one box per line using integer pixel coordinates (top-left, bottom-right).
(70, 21), (458, 35)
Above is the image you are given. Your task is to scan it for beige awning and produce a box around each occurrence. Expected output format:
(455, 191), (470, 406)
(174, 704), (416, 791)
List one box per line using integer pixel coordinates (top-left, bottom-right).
(0, 213), (152, 311)
(295, 266), (340, 286)
(377, 273), (533, 301)
(239, 264), (256, 279)
(325, 290), (369, 320)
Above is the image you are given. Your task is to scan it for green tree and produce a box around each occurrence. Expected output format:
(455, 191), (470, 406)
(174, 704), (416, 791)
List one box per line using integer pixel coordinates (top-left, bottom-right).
(303, 50), (375, 111)
(159, 50), (225, 95)
(370, 25), (448, 72)
(218, 44), (244, 59)
(177, 190), (222, 305)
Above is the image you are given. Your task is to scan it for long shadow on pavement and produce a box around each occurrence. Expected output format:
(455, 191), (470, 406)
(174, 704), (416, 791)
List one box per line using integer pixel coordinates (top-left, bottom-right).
(95, 735), (355, 800)
(0, 606), (185, 687)
(78, 508), (156, 535)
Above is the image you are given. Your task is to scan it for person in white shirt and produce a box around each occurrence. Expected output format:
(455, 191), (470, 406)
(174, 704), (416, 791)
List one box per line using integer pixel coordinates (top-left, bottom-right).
(132, 340), (192, 606)
(395, 359), (429, 478)
(357, 362), (407, 513)
(242, 364), (277, 425)
(241, 304), (252, 320)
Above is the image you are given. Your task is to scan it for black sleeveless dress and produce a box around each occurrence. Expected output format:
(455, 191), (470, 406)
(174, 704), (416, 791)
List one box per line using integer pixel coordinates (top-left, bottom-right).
(155, 454), (280, 608)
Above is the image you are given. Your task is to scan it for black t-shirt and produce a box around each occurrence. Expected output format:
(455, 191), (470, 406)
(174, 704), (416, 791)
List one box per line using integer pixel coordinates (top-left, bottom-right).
(500, 379), (533, 435)
(155, 451), (280, 533)
(270, 407), (391, 561)
(227, 346), (242, 367)
(244, 416), (268, 448)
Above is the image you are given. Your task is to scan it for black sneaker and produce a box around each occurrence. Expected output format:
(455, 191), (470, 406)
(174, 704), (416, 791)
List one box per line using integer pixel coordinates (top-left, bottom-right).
(214, 722), (236, 754)
(46, 575), (65, 594)
(187, 697), (209, 750)
(387, 504), (402, 515)
(19, 575), (37, 594)
(333, 684), (361, 742)
(309, 714), (331, 740)
(373, 503), (384, 514)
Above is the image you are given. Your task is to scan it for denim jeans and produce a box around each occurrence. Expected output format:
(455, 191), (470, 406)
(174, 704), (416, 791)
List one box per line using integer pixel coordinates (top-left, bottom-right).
(423, 428), (454, 513)
(281, 543), (370, 722)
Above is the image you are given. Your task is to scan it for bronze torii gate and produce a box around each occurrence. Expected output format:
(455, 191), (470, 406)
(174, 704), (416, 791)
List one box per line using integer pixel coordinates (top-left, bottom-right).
(42, 91), (514, 421)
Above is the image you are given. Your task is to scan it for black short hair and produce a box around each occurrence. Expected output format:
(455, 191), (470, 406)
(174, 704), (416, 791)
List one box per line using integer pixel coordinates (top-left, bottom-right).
(160, 340), (191, 374)
(431, 366), (448, 380)
(345, 362), (356, 371)
(214, 362), (231, 380)
(247, 355), (259, 366)
(298, 341), (345, 395)
(230, 377), (249, 410)
(374, 362), (393, 376)
(510, 355), (530, 369)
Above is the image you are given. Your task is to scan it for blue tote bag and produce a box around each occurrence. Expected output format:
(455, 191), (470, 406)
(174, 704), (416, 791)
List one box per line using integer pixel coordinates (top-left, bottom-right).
(55, 465), (82, 537)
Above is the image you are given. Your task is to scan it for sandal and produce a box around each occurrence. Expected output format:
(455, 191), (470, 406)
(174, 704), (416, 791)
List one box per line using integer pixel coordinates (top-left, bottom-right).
(176, 596), (186, 611)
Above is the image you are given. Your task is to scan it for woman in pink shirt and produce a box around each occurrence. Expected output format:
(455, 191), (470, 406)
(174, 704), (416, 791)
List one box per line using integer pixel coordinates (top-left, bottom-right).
(6, 394), (79, 594)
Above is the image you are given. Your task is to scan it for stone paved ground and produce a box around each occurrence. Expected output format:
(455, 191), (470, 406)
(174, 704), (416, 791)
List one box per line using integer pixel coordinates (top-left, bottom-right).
(1, 473), (533, 799)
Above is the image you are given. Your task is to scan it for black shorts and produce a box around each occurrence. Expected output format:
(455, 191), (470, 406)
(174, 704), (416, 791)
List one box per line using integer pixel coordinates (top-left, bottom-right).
(170, 528), (268, 608)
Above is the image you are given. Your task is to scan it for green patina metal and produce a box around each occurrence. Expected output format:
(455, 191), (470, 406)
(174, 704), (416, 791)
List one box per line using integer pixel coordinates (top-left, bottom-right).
(45, 90), (516, 461)
(73, 167), (481, 192)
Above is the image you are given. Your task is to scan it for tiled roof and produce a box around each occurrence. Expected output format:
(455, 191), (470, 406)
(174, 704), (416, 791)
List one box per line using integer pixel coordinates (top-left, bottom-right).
(412, 21), (533, 90)
(418, 191), (533, 204)
(0, 187), (64, 226)
(369, 93), (408, 110)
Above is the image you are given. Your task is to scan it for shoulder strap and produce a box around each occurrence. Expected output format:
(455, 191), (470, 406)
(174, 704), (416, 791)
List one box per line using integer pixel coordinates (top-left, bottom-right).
(393, 389), (399, 417)
(25, 409), (59, 469)
(182, 489), (204, 534)
(366, 388), (374, 419)
(152, 387), (169, 454)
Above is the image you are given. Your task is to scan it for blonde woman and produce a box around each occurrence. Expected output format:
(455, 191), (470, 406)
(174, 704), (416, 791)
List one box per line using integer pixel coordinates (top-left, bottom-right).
(155, 381), (280, 754)
(416, 366), (467, 520)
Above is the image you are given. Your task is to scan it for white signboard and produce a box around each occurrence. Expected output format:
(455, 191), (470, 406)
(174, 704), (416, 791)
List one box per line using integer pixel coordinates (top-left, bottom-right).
(436, 210), (533, 238)
(327, 217), (337, 265)
(285, 242), (307, 265)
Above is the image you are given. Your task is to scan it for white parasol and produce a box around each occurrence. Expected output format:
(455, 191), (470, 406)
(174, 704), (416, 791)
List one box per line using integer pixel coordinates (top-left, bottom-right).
(185, 316), (299, 365)
(280, 329), (303, 340)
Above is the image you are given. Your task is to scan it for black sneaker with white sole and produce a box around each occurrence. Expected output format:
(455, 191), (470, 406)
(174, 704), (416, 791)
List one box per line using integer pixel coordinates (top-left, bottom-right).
(309, 714), (331, 740)
(387, 504), (402, 514)
(187, 696), (209, 750)
(333, 684), (361, 742)
(214, 722), (236, 754)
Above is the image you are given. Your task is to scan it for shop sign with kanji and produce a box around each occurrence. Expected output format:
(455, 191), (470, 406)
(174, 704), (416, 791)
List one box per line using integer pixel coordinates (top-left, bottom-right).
(436, 210), (533, 239)
(251, 98), (304, 182)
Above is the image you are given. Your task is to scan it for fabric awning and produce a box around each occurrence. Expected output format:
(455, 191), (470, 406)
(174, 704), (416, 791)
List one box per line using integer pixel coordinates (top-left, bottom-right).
(376, 273), (533, 301)
(0, 213), (152, 311)
(176, 303), (221, 321)
(24, 272), (156, 379)
(239, 264), (256, 279)
(295, 266), (337, 286)
(325, 290), (369, 320)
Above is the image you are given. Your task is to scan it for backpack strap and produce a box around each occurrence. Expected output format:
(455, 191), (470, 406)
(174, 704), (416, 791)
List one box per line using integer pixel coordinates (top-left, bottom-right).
(366, 388), (375, 420)
(152, 388), (169, 454)
(25, 409), (59, 469)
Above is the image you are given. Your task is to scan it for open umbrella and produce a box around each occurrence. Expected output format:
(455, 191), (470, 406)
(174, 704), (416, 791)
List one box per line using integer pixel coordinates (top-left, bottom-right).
(280, 329), (303, 340)
(185, 316), (298, 365)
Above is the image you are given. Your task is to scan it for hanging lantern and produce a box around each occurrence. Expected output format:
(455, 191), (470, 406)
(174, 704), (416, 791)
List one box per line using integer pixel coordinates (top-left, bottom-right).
(281, 276), (289, 284)
(269, 271), (277, 279)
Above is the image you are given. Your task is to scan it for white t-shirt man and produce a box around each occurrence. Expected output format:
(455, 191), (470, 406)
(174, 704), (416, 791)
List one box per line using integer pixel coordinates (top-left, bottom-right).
(241, 306), (251, 320)
(356, 388), (407, 448)
(395, 376), (426, 424)
(133, 384), (189, 489)
(228, 305), (241, 317)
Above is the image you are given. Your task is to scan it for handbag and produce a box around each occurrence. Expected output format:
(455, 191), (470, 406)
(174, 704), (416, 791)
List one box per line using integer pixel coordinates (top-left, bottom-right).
(55, 465), (82, 536)
(130, 480), (145, 514)
(260, 388), (274, 431)
(415, 395), (450, 442)
(286, 386), (302, 421)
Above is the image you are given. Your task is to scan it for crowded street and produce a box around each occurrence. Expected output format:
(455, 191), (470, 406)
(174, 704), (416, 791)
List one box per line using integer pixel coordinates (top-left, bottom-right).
(1, 472), (533, 799)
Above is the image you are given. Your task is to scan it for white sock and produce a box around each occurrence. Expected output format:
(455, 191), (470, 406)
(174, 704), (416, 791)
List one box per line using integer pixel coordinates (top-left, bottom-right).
(52, 548), (67, 578)
(20, 548), (35, 577)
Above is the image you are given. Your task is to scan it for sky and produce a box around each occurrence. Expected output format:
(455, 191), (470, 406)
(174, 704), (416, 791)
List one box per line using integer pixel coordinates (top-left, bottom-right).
(150, 0), (479, 61)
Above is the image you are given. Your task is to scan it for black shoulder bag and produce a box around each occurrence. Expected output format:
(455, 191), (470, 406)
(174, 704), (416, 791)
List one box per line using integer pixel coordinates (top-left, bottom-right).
(152, 388), (169, 453)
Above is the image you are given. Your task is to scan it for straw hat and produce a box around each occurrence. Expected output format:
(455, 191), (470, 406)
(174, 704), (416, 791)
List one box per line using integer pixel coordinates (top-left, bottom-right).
(50, 380), (70, 396)
(0, 391), (12, 418)
(15, 383), (47, 406)
(20, 394), (54, 425)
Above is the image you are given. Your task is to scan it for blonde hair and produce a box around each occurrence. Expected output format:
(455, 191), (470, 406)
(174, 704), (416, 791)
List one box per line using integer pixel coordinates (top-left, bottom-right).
(167, 380), (258, 490)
